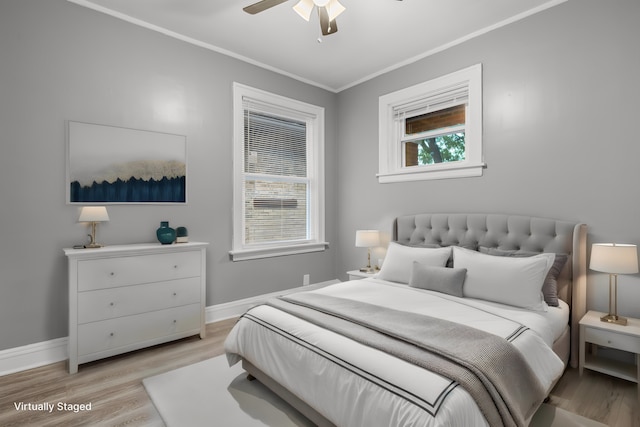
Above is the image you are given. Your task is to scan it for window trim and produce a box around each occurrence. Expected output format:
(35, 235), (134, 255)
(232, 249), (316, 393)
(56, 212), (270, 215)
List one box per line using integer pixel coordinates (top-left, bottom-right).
(230, 83), (327, 261)
(378, 64), (484, 183)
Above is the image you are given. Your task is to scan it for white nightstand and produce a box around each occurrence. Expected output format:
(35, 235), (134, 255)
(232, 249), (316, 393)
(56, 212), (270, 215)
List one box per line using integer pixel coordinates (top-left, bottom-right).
(579, 310), (640, 399)
(347, 270), (377, 280)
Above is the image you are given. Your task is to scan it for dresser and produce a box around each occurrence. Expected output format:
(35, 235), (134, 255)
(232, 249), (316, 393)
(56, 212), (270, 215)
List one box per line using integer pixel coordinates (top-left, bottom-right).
(64, 242), (208, 374)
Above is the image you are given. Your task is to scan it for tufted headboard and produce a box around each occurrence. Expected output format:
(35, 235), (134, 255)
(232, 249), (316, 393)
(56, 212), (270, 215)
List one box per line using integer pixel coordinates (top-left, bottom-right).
(393, 213), (587, 368)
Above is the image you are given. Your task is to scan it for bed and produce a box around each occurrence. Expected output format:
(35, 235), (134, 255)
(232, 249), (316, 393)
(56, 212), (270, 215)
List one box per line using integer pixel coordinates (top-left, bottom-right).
(225, 213), (587, 427)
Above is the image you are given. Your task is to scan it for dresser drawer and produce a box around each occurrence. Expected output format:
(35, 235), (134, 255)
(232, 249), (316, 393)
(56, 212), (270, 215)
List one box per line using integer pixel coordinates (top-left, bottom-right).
(77, 251), (201, 291)
(584, 327), (640, 354)
(78, 277), (201, 324)
(77, 303), (201, 357)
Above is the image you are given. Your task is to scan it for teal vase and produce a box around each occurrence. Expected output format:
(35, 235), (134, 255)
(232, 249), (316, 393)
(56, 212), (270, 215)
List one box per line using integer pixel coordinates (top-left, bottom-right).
(156, 221), (176, 245)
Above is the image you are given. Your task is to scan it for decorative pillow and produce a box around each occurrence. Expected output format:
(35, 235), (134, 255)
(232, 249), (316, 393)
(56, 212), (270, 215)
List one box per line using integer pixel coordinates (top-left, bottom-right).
(479, 247), (568, 307)
(376, 243), (452, 284)
(409, 262), (467, 297)
(453, 246), (555, 311)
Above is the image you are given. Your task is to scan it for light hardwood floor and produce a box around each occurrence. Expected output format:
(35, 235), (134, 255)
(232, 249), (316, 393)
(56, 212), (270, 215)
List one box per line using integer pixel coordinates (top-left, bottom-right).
(0, 318), (236, 427)
(549, 365), (639, 427)
(1, 318), (638, 427)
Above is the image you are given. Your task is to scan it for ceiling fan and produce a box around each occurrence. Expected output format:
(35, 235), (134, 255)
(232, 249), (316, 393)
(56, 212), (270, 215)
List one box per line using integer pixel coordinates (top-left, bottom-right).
(243, 0), (346, 36)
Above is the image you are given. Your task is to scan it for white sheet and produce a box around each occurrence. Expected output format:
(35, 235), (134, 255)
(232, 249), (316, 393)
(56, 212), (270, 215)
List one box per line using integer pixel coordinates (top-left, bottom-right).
(225, 279), (566, 427)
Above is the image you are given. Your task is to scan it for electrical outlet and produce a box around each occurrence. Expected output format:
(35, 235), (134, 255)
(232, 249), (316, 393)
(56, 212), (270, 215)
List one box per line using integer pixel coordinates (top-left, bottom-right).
(303, 274), (310, 286)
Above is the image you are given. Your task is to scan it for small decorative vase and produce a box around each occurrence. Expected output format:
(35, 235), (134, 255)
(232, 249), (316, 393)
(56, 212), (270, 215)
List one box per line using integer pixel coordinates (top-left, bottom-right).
(176, 226), (188, 243)
(156, 221), (176, 245)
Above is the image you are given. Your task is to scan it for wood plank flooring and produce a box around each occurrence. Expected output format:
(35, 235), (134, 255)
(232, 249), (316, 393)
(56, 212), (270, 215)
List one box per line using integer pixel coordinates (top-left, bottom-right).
(1, 317), (637, 426)
(549, 365), (639, 427)
(0, 318), (236, 427)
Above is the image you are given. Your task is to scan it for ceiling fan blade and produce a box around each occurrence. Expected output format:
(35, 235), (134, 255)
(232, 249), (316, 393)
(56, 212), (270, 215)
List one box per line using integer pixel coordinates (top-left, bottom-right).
(318, 6), (338, 35)
(243, 0), (289, 15)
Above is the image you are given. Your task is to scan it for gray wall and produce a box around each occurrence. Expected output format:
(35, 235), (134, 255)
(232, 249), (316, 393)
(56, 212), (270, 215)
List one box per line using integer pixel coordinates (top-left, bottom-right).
(336, 0), (640, 318)
(0, 0), (338, 351)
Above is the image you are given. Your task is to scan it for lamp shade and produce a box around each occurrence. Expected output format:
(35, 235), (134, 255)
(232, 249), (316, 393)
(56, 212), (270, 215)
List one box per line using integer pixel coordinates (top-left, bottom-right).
(78, 206), (110, 223)
(325, 0), (345, 22)
(293, 0), (314, 21)
(590, 243), (639, 274)
(293, 0), (345, 22)
(355, 230), (380, 248)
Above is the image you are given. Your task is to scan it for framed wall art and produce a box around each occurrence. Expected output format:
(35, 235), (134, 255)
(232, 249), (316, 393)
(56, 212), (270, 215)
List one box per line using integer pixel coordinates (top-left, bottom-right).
(67, 121), (187, 204)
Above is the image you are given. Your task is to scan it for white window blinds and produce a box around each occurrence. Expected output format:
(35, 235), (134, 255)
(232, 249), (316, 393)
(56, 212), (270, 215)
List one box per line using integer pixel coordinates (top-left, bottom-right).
(242, 99), (310, 246)
(393, 82), (469, 121)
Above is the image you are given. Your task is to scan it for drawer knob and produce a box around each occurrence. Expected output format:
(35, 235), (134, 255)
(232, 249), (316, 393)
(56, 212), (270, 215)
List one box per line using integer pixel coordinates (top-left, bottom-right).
(173, 320), (177, 324)
(173, 292), (177, 296)
(109, 272), (115, 276)
(174, 265), (179, 269)
(110, 302), (115, 306)
(109, 332), (115, 337)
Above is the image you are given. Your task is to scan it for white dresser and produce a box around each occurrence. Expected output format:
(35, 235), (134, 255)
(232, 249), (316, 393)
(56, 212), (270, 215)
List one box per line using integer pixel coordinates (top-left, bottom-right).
(64, 242), (208, 374)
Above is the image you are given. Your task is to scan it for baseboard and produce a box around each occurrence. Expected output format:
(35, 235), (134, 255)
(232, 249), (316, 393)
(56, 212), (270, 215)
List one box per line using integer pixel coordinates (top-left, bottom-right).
(0, 337), (68, 377)
(0, 280), (341, 377)
(206, 279), (341, 323)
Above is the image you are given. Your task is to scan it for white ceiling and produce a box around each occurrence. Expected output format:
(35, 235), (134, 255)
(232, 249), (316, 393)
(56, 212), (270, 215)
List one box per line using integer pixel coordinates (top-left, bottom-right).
(68, 0), (566, 92)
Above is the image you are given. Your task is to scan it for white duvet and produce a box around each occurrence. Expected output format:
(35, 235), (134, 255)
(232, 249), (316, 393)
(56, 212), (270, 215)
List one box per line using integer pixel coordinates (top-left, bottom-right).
(225, 279), (567, 427)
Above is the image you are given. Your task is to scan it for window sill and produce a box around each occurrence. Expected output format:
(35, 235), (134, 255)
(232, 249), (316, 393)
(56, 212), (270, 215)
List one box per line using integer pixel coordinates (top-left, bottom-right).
(229, 242), (329, 261)
(377, 162), (486, 183)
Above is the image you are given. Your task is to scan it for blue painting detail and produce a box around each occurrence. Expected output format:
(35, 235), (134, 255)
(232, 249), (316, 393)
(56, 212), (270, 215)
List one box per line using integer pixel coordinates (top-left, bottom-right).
(70, 176), (186, 203)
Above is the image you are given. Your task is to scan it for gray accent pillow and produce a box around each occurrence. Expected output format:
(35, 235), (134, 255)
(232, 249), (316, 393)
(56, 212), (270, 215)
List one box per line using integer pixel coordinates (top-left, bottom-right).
(376, 243), (452, 284)
(409, 262), (467, 297)
(478, 247), (568, 307)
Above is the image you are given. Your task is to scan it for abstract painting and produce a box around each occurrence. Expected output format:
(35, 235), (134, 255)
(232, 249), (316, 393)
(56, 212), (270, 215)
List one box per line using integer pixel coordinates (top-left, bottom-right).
(67, 121), (186, 204)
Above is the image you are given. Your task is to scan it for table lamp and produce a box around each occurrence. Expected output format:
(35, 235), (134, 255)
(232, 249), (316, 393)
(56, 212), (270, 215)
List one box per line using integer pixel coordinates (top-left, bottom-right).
(78, 206), (109, 248)
(355, 230), (380, 273)
(589, 243), (638, 325)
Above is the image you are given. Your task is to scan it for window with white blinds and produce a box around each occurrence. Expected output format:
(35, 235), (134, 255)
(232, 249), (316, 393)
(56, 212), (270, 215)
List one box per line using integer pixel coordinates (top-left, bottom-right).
(231, 83), (327, 261)
(378, 64), (485, 183)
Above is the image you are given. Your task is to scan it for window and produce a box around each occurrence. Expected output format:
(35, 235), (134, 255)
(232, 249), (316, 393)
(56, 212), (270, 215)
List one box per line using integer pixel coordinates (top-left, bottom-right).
(231, 83), (327, 261)
(378, 64), (484, 183)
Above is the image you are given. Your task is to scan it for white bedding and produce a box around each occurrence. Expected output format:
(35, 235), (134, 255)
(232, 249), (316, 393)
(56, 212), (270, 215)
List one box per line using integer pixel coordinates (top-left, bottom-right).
(225, 279), (567, 427)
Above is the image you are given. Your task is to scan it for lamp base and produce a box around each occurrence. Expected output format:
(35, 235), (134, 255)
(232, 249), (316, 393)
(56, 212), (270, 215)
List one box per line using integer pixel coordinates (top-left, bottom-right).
(84, 225), (103, 248)
(600, 313), (627, 326)
(84, 243), (104, 249)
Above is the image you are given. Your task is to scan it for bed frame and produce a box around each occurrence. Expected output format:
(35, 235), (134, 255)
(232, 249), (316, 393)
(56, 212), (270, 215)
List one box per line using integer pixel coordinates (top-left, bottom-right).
(243, 213), (587, 426)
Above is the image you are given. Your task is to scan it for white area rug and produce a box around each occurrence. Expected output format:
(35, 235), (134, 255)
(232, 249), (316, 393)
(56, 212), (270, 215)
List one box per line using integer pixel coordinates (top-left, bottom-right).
(143, 356), (314, 427)
(143, 356), (607, 427)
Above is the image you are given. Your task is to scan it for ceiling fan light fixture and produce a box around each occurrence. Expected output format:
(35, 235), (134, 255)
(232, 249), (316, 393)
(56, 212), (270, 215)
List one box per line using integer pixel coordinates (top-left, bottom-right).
(293, 0), (314, 21)
(324, 0), (345, 22)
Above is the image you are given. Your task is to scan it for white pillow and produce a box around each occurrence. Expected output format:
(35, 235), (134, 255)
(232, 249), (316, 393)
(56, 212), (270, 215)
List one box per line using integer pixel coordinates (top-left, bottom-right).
(453, 246), (554, 311)
(376, 243), (451, 284)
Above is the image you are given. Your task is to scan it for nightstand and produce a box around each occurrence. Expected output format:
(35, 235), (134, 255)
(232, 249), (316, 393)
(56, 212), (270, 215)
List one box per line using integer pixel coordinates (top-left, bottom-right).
(347, 270), (377, 280)
(579, 310), (640, 399)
